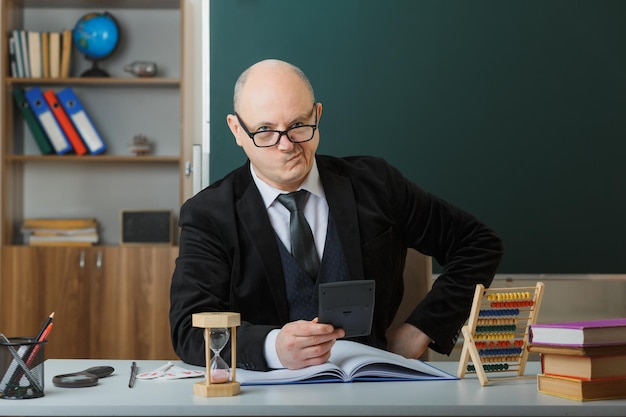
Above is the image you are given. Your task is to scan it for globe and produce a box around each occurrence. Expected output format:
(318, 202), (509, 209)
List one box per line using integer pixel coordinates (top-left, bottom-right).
(73, 12), (120, 77)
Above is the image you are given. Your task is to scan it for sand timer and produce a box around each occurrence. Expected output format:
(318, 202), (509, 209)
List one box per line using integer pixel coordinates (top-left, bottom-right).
(192, 312), (241, 397)
(209, 327), (230, 383)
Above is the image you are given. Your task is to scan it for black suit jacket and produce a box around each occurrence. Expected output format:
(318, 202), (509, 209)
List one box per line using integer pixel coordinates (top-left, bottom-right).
(170, 155), (503, 370)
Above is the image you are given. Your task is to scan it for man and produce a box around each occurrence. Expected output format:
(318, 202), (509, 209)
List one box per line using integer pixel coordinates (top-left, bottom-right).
(170, 59), (503, 371)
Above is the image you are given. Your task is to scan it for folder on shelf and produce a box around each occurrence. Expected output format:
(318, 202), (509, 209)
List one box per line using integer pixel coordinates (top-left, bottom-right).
(49, 32), (61, 78)
(43, 90), (88, 155)
(13, 88), (54, 155)
(28, 31), (42, 78)
(24, 87), (72, 155)
(60, 29), (72, 78)
(8, 34), (18, 77)
(19, 30), (30, 78)
(41, 32), (49, 78)
(56, 87), (106, 154)
(11, 30), (25, 78)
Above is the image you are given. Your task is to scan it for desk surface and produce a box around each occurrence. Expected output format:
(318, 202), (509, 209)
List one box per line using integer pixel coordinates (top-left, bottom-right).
(2, 359), (626, 416)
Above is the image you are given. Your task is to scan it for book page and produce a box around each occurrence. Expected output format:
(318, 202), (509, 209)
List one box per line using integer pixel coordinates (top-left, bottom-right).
(236, 340), (455, 385)
(236, 362), (345, 385)
(330, 341), (455, 380)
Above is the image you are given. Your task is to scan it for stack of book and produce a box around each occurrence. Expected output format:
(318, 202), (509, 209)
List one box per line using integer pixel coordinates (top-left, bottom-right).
(529, 318), (626, 401)
(8, 29), (72, 79)
(21, 218), (99, 246)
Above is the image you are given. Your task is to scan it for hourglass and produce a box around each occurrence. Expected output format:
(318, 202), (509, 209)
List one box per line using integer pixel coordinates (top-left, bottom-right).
(209, 328), (230, 383)
(192, 312), (241, 397)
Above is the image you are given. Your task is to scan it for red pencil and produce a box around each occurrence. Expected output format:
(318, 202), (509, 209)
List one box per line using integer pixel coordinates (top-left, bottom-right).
(26, 322), (53, 366)
(35, 312), (54, 341)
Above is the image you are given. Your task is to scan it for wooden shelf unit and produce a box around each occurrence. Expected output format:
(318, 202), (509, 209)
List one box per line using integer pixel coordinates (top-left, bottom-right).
(0, 0), (192, 360)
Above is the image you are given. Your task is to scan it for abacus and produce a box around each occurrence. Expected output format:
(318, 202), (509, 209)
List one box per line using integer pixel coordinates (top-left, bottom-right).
(457, 282), (544, 386)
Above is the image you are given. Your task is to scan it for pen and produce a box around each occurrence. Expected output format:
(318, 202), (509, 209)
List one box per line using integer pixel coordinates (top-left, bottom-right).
(128, 361), (138, 388)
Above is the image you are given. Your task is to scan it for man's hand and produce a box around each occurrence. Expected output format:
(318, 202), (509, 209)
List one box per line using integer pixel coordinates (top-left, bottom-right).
(276, 318), (345, 369)
(386, 323), (432, 359)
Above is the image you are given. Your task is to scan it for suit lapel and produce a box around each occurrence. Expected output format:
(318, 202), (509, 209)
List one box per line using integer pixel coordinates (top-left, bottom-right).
(318, 159), (365, 281)
(235, 166), (290, 322)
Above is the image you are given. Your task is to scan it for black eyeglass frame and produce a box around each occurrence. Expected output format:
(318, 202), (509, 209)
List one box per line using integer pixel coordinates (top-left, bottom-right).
(235, 104), (318, 148)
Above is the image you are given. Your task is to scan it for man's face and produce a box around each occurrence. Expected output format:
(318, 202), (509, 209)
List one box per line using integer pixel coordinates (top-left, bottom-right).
(227, 66), (321, 192)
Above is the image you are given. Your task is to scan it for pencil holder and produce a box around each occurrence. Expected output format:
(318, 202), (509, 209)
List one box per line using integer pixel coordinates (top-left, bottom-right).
(0, 337), (46, 399)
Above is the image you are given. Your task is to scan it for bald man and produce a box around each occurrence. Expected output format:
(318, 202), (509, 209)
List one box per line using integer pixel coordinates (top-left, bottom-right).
(170, 59), (503, 371)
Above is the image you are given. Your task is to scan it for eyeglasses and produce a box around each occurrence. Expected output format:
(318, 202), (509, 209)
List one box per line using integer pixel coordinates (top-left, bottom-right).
(235, 104), (318, 148)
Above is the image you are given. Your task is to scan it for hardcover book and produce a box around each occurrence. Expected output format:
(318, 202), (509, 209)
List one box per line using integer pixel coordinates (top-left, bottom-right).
(537, 373), (626, 401)
(541, 353), (626, 380)
(22, 218), (97, 230)
(529, 343), (626, 357)
(235, 340), (456, 385)
(27, 31), (41, 78)
(529, 318), (626, 347)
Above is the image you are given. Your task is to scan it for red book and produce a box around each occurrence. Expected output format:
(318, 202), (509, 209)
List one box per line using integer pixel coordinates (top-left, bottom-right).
(43, 89), (88, 155)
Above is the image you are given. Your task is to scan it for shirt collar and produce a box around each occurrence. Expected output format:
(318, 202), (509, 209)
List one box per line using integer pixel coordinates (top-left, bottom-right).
(251, 158), (325, 209)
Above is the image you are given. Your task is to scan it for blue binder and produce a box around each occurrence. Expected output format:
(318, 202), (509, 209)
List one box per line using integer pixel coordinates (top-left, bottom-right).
(24, 87), (72, 155)
(56, 87), (106, 155)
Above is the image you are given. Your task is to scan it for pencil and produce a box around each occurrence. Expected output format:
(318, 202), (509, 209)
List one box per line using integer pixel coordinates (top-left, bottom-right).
(36, 312), (54, 341)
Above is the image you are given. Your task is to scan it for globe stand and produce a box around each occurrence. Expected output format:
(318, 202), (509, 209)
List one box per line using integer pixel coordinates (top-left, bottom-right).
(192, 312), (241, 397)
(81, 59), (110, 77)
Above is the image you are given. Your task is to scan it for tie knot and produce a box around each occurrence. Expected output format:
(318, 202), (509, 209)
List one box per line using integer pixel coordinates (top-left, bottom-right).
(276, 190), (308, 213)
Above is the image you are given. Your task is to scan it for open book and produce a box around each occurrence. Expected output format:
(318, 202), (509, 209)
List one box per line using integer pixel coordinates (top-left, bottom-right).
(236, 340), (457, 385)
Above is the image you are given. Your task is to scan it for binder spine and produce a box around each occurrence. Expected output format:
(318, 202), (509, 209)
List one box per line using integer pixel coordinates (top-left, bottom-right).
(24, 87), (72, 155)
(12, 88), (54, 155)
(43, 90), (88, 155)
(56, 88), (106, 154)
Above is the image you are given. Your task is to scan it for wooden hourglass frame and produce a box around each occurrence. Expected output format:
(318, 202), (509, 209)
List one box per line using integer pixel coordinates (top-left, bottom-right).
(192, 312), (241, 397)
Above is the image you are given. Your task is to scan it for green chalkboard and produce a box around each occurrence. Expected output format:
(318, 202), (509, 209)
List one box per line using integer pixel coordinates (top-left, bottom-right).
(210, 0), (626, 274)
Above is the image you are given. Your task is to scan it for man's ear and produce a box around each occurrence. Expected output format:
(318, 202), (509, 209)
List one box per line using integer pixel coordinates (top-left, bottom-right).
(226, 114), (244, 147)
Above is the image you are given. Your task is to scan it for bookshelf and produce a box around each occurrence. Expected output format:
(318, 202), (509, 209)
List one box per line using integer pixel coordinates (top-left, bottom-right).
(2, 0), (186, 245)
(0, 0), (194, 360)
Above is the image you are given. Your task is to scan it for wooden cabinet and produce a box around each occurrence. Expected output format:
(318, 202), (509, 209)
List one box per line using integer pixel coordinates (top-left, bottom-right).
(90, 246), (178, 360)
(0, 1), (193, 359)
(0, 246), (90, 358)
(0, 245), (178, 360)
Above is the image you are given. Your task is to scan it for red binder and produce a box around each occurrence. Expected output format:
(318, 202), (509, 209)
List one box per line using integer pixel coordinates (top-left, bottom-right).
(43, 89), (88, 155)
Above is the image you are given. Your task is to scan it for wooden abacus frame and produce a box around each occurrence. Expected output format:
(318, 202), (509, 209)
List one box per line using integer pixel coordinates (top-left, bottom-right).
(457, 282), (544, 386)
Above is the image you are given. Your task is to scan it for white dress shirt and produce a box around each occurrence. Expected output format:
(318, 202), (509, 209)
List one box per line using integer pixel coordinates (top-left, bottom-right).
(250, 160), (329, 369)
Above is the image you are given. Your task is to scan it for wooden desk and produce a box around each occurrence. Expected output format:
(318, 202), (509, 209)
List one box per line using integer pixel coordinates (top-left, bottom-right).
(2, 359), (625, 416)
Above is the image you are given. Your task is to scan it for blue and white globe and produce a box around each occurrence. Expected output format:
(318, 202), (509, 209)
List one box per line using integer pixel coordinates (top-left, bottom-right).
(73, 12), (120, 77)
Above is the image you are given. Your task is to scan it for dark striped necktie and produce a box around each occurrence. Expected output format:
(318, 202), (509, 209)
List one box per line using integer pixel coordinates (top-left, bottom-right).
(276, 190), (320, 279)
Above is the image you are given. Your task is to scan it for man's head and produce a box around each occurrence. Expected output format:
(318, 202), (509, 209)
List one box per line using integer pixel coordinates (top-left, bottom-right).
(227, 59), (322, 192)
